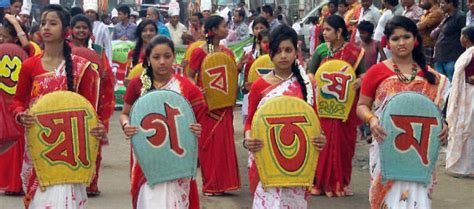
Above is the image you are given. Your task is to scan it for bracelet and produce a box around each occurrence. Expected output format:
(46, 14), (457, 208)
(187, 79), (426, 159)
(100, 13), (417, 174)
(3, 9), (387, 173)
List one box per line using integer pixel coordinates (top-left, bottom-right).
(242, 139), (248, 149)
(364, 112), (375, 123)
(121, 121), (129, 131)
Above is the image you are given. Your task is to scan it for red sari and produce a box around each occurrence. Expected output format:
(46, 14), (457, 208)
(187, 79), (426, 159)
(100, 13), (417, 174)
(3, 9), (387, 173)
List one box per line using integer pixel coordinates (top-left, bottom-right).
(10, 54), (99, 208)
(124, 75), (203, 209)
(189, 46), (241, 193)
(313, 43), (365, 195)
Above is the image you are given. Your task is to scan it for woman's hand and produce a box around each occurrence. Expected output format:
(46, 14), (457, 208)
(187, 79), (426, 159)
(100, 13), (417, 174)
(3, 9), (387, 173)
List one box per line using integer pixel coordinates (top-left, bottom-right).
(123, 124), (139, 140)
(244, 138), (263, 153)
(90, 122), (106, 140)
(311, 134), (326, 151)
(369, 117), (387, 142)
(4, 14), (19, 26)
(189, 123), (202, 138)
(438, 120), (448, 144)
(353, 78), (362, 90)
(17, 112), (35, 128)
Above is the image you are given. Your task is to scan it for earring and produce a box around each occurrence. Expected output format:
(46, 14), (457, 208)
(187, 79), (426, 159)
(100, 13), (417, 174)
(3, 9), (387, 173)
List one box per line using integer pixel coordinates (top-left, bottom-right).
(414, 40), (419, 47)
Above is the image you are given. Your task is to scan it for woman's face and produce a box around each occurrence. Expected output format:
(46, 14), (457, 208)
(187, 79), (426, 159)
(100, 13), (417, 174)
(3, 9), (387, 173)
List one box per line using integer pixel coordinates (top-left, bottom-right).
(322, 22), (338, 43)
(72, 21), (91, 41)
(388, 28), (416, 58)
(259, 37), (270, 53)
(0, 26), (15, 44)
(40, 12), (64, 43)
(141, 24), (157, 44)
(213, 20), (229, 39)
(253, 23), (267, 37)
(190, 16), (200, 27)
(149, 44), (175, 76)
(460, 33), (469, 48)
(271, 39), (296, 71)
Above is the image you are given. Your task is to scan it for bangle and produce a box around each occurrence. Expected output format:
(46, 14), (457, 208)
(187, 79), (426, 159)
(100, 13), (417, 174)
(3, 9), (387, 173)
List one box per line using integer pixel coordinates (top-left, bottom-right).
(364, 112), (375, 123)
(242, 139), (248, 149)
(17, 32), (25, 36)
(121, 121), (129, 131)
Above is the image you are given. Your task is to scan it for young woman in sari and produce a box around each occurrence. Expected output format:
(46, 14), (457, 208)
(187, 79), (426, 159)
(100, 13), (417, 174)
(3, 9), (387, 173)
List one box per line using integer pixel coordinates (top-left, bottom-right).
(120, 35), (203, 209)
(10, 5), (106, 208)
(244, 25), (326, 208)
(188, 15), (241, 195)
(124, 20), (158, 86)
(0, 14), (37, 197)
(446, 26), (474, 177)
(357, 16), (449, 209)
(70, 14), (116, 196)
(307, 15), (365, 197)
(240, 17), (270, 124)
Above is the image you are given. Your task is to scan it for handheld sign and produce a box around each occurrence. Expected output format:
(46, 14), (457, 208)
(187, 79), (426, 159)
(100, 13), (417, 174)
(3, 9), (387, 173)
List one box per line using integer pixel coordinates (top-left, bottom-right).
(130, 90), (198, 186)
(252, 96), (320, 188)
(200, 52), (238, 110)
(0, 43), (29, 152)
(183, 41), (205, 78)
(315, 60), (356, 121)
(248, 55), (274, 83)
(27, 91), (99, 189)
(127, 64), (145, 80)
(380, 92), (442, 185)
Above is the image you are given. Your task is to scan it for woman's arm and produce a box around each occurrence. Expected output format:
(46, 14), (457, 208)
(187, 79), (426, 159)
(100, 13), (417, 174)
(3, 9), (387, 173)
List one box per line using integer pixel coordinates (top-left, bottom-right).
(4, 14), (29, 50)
(357, 94), (386, 141)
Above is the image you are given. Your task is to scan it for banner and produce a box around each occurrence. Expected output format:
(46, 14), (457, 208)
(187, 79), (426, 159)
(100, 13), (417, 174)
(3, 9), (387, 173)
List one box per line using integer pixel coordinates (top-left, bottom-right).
(27, 91), (99, 189)
(380, 92), (442, 185)
(130, 90), (197, 186)
(252, 96), (320, 188)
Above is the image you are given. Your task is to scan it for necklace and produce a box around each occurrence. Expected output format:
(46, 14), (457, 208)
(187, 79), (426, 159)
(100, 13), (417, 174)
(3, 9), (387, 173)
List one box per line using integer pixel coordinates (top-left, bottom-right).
(328, 42), (345, 58)
(273, 71), (294, 81)
(392, 61), (418, 83)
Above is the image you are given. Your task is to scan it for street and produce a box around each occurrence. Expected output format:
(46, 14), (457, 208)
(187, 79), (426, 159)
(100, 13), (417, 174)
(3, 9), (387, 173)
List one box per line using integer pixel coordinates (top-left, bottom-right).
(1, 109), (473, 209)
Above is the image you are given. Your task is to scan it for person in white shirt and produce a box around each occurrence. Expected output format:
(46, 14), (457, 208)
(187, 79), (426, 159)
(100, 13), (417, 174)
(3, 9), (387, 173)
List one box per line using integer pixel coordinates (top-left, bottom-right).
(402, 0), (424, 23)
(374, 0), (399, 59)
(467, 2), (474, 26)
(350, 0), (381, 44)
(84, 0), (113, 66)
(166, 7), (188, 46)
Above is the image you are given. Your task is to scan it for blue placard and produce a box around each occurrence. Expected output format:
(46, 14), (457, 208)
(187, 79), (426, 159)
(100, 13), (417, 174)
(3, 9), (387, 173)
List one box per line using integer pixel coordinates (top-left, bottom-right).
(380, 92), (442, 185)
(130, 90), (198, 186)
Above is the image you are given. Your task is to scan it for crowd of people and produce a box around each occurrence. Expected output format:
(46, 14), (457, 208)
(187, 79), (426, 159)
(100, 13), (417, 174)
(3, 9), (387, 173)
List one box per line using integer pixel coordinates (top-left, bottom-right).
(0, 0), (473, 209)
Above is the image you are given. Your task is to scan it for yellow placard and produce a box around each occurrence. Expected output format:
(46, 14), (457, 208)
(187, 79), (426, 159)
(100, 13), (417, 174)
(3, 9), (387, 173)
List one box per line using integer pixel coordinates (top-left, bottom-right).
(27, 91), (99, 189)
(184, 41), (205, 77)
(127, 64), (145, 80)
(248, 55), (275, 83)
(252, 96), (320, 189)
(200, 52), (238, 110)
(315, 60), (356, 121)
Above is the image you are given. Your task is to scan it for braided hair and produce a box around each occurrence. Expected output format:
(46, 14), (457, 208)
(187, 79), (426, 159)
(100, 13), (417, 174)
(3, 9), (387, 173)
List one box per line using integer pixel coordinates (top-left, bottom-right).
(251, 17), (270, 53)
(140, 36), (176, 95)
(269, 25), (308, 100)
(204, 15), (225, 53)
(132, 20), (157, 67)
(41, 5), (73, 91)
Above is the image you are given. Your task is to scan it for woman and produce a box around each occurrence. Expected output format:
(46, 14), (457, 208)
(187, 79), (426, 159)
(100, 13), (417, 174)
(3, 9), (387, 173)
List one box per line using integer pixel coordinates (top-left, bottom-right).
(446, 26), (474, 177)
(10, 5), (106, 208)
(70, 14), (116, 196)
(188, 15), (241, 195)
(120, 36), (202, 209)
(124, 20), (158, 86)
(244, 25), (326, 208)
(307, 15), (365, 197)
(357, 16), (449, 209)
(187, 12), (205, 43)
(0, 14), (34, 197)
(240, 17), (270, 124)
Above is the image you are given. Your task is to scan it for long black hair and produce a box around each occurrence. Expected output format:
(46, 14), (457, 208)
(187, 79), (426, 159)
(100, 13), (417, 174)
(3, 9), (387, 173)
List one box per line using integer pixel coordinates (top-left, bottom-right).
(41, 5), (74, 91)
(251, 16), (270, 52)
(204, 15), (225, 52)
(70, 14), (92, 45)
(384, 16), (436, 84)
(132, 19), (158, 66)
(141, 36), (175, 92)
(269, 25), (307, 100)
(325, 15), (348, 41)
